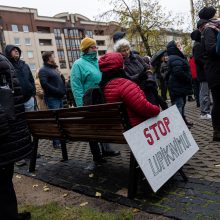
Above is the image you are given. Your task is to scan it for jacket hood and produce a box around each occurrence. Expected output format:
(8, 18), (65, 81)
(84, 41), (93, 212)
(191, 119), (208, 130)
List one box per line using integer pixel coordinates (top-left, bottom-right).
(167, 40), (185, 59)
(197, 19), (209, 29)
(99, 52), (124, 73)
(191, 30), (201, 42)
(4, 44), (21, 60)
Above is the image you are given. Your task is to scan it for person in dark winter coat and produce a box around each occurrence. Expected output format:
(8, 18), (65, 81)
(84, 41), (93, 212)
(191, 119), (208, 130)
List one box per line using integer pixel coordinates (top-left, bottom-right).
(112, 31), (126, 43)
(0, 53), (32, 220)
(191, 29), (211, 119)
(39, 51), (66, 148)
(114, 39), (148, 83)
(5, 45), (36, 112)
(99, 52), (160, 127)
(197, 6), (220, 140)
(166, 40), (193, 127)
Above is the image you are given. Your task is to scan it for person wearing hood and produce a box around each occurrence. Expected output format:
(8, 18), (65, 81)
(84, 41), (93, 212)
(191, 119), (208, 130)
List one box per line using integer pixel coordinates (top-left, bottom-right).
(99, 52), (160, 127)
(0, 53), (32, 220)
(166, 40), (193, 127)
(197, 6), (220, 141)
(39, 51), (66, 148)
(191, 29), (211, 120)
(70, 37), (120, 164)
(5, 45), (36, 112)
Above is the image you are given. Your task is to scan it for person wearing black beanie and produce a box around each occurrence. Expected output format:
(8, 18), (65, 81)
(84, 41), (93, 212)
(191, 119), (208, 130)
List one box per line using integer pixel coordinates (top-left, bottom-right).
(197, 6), (220, 141)
(198, 6), (216, 20)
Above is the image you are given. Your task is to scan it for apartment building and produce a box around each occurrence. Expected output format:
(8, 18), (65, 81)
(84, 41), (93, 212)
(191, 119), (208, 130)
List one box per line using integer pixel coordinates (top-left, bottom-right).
(0, 6), (121, 77)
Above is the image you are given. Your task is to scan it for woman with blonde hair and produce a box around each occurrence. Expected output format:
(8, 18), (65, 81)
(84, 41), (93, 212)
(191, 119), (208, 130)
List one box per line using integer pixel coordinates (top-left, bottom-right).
(35, 69), (47, 110)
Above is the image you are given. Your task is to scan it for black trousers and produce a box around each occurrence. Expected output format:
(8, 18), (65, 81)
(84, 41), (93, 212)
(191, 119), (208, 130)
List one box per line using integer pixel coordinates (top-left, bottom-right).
(211, 85), (220, 130)
(0, 163), (18, 220)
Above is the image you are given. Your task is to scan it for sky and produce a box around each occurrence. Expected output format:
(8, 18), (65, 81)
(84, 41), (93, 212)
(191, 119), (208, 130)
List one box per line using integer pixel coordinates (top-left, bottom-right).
(0, 0), (191, 20)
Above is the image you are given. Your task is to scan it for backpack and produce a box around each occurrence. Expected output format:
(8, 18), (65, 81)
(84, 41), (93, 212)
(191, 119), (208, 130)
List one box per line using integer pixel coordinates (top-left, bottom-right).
(83, 87), (104, 106)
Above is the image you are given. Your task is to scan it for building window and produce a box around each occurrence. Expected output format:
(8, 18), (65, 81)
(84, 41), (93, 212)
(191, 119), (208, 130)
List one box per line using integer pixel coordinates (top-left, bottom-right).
(25, 38), (31, 45)
(39, 39), (52, 46)
(11, 24), (18, 32)
(60, 61), (67, 69)
(14, 37), (20, 45)
(64, 29), (68, 37)
(29, 63), (36, 71)
(98, 50), (106, 56)
(56, 39), (63, 49)
(57, 50), (65, 60)
(23, 25), (29, 32)
(94, 30), (104, 36)
(27, 51), (33, 58)
(54, 28), (61, 37)
(96, 40), (105, 46)
(86, 30), (93, 38)
(37, 26), (50, 33)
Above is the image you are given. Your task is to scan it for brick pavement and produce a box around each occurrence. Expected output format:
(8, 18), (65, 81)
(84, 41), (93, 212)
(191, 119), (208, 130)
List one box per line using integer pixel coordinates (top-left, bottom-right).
(15, 101), (220, 220)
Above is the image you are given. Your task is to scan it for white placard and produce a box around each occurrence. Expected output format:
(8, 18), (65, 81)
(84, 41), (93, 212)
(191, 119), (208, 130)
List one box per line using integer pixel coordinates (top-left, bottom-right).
(123, 105), (199, 192)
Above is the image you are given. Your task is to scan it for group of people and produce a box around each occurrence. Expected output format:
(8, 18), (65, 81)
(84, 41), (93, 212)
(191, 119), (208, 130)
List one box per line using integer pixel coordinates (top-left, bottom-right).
(0, 5), (220, 220)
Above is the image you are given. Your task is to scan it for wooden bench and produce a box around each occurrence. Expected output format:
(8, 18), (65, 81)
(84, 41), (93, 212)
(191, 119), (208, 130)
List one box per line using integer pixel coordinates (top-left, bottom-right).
(26, 102), (187, 198)
(26, 102), (140, 198)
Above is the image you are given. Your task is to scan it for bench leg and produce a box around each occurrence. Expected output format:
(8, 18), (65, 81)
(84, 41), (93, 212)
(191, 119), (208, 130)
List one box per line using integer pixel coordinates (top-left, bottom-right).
(128, 152), (138, 199)
(29, 138), (39, 172)
(179, 168), (188, 182)
(61, 140), (68, 161)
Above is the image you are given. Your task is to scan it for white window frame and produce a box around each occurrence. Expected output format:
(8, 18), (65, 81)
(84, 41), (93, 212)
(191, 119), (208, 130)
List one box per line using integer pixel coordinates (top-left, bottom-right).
(27, 51), (34, 59)
(14, 37), (20, 45)
(11, 24), (18, 32)
(23, 25), (29, 32)
(29, 63), (36, 71)
(25, 38), (31, 45)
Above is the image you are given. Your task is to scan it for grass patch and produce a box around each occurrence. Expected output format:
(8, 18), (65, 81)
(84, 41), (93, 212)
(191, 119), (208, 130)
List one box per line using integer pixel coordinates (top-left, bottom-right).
(19, 202), (134, 220)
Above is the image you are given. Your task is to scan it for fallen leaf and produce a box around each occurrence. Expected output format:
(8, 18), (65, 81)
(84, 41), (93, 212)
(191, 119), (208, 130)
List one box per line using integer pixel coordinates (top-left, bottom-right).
(132, 208), (140, 213)
(32, 184), (38, 188)
(43, 186), (50, 192)
(65, 207), (71, 210)
(15, 175), (21, 179)
(89, 173), (94, 178)
(80, 202), (88, 207)
(63, 193), (68, 197)
(95, 192), (101, 197)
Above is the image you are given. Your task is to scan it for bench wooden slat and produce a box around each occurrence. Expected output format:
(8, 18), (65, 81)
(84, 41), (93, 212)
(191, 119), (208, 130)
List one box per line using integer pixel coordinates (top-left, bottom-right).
(61, 124), (124, 130)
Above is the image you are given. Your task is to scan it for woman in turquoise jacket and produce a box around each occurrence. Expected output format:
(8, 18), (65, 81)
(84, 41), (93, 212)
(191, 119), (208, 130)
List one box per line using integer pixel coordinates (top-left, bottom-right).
(70, 37), (120, 164)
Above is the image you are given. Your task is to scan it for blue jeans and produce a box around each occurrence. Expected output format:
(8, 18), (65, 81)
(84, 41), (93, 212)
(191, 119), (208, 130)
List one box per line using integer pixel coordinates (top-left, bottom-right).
(44, 97), (63, 146)
(24, 97), (35, 112)
(171, 96), (186, 118)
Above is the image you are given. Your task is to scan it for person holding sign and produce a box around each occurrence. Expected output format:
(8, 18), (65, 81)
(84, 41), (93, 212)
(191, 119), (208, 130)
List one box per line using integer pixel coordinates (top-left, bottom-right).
(99, 52), (160, 127)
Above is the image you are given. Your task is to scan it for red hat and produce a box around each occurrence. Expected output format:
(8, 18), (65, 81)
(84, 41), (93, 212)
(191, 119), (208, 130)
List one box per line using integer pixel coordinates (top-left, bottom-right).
(99, 52), (124, 72)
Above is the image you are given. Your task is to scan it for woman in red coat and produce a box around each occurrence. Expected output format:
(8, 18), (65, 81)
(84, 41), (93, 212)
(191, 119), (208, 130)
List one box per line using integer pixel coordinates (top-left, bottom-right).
(99, 52), (160, 127)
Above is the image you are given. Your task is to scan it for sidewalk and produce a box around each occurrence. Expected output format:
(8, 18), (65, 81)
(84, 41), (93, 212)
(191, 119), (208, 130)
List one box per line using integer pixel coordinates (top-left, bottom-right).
(15, 101), (220, 220)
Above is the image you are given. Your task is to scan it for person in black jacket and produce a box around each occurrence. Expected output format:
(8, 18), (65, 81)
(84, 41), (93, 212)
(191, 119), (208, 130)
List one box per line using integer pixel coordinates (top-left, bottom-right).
(166, 40), (193, 127)
(5, 45), (36, 112)
(39, 51), (66, 148)
(0, 53), (32, 220)
(191, 29), (211, 119)
(197, 6), (220, 141)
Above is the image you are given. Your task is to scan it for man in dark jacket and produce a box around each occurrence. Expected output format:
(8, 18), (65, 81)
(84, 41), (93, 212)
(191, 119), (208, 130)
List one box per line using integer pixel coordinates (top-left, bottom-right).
(39, 51), (66, 148)
(191, 29), (211, 119)
(197, 6), (220, 141)
(166, 40), (193, 127)
(5, 45), (36, 112)
(0, 53), (32, 220)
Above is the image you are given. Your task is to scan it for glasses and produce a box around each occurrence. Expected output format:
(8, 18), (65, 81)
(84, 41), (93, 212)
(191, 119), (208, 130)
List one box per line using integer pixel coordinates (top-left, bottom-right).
(90, 46), (98, 49)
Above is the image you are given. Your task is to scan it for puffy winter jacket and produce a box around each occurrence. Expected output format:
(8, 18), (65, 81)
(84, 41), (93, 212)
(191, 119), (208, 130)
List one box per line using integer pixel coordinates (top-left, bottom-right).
(0, 53), (32, 166)
(103, 77), (160, 126)
(167, 41), (192, 97)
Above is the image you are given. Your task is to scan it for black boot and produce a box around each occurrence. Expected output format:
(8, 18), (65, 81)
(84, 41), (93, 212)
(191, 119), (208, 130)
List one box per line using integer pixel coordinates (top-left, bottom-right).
(213, 129), (220, 142)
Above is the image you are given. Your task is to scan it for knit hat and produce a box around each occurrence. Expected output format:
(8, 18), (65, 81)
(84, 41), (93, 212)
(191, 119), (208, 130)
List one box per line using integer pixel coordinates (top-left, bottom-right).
(113, 31), (126, 43)
(199, 6), (216, 20)
(99, 52), (124, 72)
(80, 37), (96, 51)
